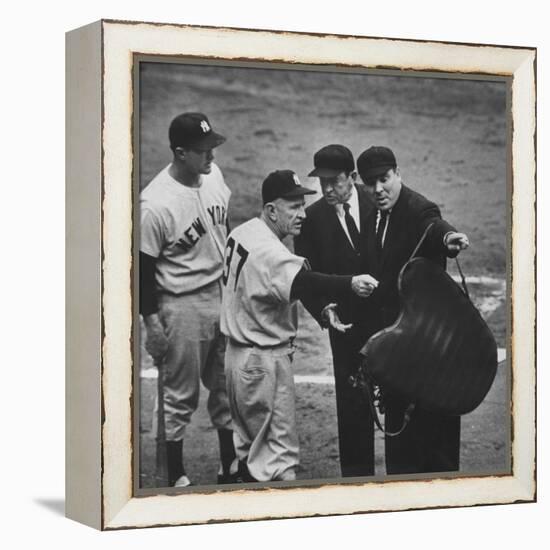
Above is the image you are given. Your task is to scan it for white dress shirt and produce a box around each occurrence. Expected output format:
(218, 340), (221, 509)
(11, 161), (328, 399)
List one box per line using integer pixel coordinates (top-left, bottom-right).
(335, 185), (360, 247)
(375, 208), (391, 248)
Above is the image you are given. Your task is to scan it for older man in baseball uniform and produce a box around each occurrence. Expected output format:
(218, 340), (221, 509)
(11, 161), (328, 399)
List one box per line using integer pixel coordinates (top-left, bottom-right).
(140, 112), (236, 487)
(220, 170), (378, 482)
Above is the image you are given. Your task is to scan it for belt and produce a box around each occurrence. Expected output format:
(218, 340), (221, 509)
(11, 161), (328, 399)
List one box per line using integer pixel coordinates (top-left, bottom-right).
(228, 338), (294, 352)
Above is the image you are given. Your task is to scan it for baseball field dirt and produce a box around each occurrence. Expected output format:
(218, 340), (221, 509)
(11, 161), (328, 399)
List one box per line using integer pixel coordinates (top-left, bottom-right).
(137, 62), (509, 489)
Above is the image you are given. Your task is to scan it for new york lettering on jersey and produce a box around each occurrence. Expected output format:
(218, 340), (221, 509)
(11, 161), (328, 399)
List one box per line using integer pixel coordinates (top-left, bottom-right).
(140, 163), (231, 294)
(175, 203), (227, 252)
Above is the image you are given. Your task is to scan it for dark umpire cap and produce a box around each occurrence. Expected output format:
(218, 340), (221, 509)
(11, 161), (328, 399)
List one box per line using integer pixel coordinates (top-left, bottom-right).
(169, 112), (226, 151)
(308, 144), (355, 177)
(357, 146), (397, 180)
(262, 170), (316, 204)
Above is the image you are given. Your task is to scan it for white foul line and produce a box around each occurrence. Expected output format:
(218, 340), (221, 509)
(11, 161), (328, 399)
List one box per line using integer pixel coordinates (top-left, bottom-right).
(141, 348), (506, 385)
(451, 275), (504, 286)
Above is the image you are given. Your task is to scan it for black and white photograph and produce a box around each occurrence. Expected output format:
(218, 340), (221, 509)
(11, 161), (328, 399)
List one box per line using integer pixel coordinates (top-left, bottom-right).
(62, 16), (536, 532)
(3, 0), (546, 544)
(135, 59), (510, 490)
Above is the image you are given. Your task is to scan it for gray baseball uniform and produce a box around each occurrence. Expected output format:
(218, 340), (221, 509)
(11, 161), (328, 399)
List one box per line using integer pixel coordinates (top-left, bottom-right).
(141, 162), (232, 441)
(220, 216), (305, 481)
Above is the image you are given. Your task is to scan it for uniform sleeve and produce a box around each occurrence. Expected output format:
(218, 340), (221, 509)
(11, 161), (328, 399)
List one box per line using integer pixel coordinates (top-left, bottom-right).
(290, 269), (352, 301)
(267, 250), (306, 304)
(140, 205), (165, 258)
(294, 219), (331, 322)
(139, 251), (159, 316)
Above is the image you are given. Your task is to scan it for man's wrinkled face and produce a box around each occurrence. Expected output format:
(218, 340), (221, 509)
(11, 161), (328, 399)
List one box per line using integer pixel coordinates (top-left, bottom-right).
(319, 171), (354, 205)
(363, 168), (402, 211)
(271, 196), (307, 237)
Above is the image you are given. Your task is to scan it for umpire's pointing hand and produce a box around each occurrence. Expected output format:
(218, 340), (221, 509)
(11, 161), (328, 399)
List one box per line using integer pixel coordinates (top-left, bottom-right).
(445, 232), (470, 253)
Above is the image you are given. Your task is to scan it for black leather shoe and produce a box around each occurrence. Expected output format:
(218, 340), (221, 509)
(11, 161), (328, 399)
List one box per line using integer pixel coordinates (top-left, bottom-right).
(217, 458), (240, 484)
(234, 460), (257, 483)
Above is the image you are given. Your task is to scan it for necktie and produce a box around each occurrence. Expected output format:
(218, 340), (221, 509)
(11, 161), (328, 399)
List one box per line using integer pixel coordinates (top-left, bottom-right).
(343, 202), (360, 250)
(376, 210), (388, 254)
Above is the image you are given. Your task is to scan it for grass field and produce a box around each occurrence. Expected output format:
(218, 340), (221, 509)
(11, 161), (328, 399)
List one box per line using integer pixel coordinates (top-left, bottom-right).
(138, 62), (509, 488)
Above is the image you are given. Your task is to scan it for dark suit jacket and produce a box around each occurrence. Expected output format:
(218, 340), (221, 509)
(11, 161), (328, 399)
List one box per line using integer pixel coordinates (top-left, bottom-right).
(295, 183), (457, 332)
(295, 184), (378, 475)
(364, 185), (462, 474)
(294, 183), (375, 325)
(297, 183), (461, 474)
(363, 184), (457, 331)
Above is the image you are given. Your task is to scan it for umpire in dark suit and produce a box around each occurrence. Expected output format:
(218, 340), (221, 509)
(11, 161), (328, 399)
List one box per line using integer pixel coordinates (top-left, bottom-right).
(294, 144), (378, 477)
(356, 145), (469, 474)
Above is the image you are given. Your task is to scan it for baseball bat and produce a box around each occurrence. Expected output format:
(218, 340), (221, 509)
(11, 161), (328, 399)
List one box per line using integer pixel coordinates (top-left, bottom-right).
(155, 358), (169, 487)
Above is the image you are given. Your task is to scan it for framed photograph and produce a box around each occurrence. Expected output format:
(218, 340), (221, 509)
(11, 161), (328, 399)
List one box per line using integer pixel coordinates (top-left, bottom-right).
(66, 19), (536, 530)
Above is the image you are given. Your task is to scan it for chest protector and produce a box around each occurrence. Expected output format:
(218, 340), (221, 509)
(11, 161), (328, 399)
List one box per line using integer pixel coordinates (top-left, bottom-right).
(359, 226), (498, 417)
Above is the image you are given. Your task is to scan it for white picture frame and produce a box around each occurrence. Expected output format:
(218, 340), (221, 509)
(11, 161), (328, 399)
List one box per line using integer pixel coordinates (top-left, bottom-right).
(66, 19), (536, 530)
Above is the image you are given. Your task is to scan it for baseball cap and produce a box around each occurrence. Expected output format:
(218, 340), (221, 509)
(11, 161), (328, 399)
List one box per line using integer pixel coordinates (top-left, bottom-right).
(262, 170), (317, 204)
(308, 144), (355, 177)
(357, 146), (397, 180)
(169, 112), (226, 151)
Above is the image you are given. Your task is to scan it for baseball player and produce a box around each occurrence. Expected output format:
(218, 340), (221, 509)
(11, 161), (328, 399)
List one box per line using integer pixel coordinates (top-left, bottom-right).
(140, 112), (237, 487)
(220, 169), (378, 482)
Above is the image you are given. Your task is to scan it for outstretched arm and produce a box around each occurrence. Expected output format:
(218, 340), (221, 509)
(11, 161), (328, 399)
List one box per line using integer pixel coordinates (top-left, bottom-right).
(418, 203), (469, 258)
(290, 268), (351, 302)
(290, 268), (378, 331)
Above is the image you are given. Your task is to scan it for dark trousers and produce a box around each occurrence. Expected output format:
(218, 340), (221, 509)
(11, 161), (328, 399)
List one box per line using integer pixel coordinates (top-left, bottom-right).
(384, 392), (461, 474)
(329, 325), (375, 477)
